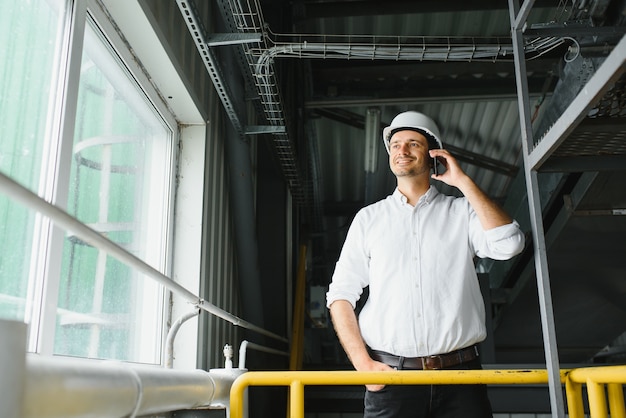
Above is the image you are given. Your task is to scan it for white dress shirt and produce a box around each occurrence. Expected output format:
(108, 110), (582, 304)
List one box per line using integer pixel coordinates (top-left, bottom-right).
(326, 186), (525, 358)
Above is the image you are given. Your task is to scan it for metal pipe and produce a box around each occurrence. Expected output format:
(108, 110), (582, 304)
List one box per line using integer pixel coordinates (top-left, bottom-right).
(207, 367), (248, 410)
(24, 355), (140, 417)
(0, 170), (287, 344)
(238, 340), (290, 370)
(22, 353), (242, 417)
(0, 170), (199, 304)
(165, 308), (202, 368)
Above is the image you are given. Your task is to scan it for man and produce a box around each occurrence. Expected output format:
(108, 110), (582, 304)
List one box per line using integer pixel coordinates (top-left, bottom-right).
(326, 111), (525, 418)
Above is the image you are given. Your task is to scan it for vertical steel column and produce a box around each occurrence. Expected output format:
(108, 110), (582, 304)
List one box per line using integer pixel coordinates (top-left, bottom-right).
(507, 1), (565, 417)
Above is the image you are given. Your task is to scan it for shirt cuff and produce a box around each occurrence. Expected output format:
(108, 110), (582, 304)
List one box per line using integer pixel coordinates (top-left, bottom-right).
(484, 220), (522, 241)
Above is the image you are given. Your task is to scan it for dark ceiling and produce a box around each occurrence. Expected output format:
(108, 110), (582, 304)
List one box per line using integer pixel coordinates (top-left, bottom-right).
(191, 0), (626, 367)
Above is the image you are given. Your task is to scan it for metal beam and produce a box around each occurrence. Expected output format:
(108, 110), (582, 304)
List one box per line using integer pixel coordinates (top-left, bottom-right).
(508, 0), (565, 416)
(539, 155), (626, 172)
(529, 35), (626, 170)
(300, 0), (556, 19)
(513, 0), (536, 32)
(525, 24), (626, 38)
(175, 0), (245, 132)
(244, 125), (286, 135)
(206, 33), (262, 46)
(305, 92), (545, 109)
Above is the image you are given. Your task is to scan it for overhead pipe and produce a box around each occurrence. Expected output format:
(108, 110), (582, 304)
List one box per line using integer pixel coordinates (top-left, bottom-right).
(253, 35), (576, 73)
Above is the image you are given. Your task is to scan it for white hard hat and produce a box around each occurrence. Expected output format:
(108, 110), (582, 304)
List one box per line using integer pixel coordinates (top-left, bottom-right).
(382, 111), (443, 154)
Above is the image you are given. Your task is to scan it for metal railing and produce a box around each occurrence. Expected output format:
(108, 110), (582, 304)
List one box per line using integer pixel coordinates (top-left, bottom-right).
(0, 170), (287, 345)
(566, 365), (626, 418)
(229, 367), (626, 418)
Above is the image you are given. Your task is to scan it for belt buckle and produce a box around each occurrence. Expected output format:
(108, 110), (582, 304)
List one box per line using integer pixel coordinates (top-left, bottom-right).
(421, 355), (442, 370)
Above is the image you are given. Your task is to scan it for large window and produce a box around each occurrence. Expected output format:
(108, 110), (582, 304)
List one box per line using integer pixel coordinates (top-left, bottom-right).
(0, 0), (67, 326)
(0, 0), (175, 364)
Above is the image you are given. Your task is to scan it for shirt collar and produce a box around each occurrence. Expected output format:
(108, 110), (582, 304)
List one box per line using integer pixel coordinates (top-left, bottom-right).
(393, 185), (439, 206)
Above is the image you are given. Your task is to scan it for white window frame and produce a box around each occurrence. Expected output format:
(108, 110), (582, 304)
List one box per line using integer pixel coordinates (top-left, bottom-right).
(99, 0), (208, 369)
(26, 0), (195, 363)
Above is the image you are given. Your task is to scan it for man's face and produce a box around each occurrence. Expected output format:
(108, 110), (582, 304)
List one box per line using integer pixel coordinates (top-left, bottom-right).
(388, 130), (431, 178)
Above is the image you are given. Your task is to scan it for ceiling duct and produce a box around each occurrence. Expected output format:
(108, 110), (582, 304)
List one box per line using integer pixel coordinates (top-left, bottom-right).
(253, 33), (575, 63)
(177, 0), (583, 211)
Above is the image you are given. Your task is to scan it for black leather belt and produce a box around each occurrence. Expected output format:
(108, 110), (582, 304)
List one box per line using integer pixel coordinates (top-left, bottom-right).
(370, 345), (479, 370)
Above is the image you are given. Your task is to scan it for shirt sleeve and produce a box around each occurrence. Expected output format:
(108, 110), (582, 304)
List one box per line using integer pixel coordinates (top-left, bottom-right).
(471, 216), (526, 260)
(326, 212), (370, 309)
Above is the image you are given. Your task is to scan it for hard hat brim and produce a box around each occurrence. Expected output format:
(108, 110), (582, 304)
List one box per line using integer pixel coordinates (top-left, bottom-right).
(382, 126), (443, 154)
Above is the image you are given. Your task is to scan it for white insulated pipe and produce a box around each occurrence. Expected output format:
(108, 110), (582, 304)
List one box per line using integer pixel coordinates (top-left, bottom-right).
(22, 354), (245, 417)
(0, 320), (27, 417)
(24, 355), (144, 418)
(165, 308), (202, 368)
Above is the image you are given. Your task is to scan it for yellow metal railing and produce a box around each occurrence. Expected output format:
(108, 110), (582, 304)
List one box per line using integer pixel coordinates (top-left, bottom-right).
(566, 365), (626, 418)
(230, 369), (558, 418)
(229, 367), (626, 418)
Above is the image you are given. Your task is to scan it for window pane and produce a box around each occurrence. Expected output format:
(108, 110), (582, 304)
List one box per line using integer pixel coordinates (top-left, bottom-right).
(0, 1), (67, 322)
(54, 18), (172, 363)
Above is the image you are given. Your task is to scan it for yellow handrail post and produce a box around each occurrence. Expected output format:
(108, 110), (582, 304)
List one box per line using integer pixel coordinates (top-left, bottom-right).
(563, 364), (626, 418)
(607, 383), (625, 418)
(290, 380), (305, 418)
(565, 377), (585, 418)
(230, 373), (246, 418)
(587, 379), (608, 418)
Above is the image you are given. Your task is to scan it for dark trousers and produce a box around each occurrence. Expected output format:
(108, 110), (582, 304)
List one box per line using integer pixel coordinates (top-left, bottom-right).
(363, 359), (493, 418)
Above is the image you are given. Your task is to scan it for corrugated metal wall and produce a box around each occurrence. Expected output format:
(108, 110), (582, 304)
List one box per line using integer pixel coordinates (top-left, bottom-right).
(141, 0), (243, 370)
(200, 95), (242, 370)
